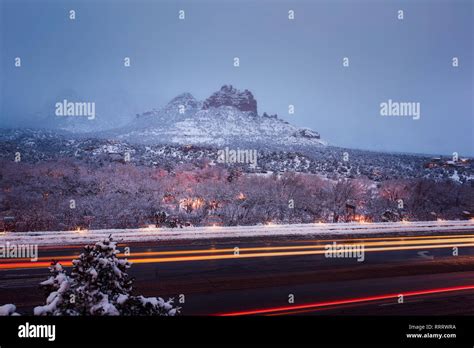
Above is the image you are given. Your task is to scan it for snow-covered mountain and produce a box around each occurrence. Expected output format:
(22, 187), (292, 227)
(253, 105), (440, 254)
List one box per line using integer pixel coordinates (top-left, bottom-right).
(108, 85), (327, 149)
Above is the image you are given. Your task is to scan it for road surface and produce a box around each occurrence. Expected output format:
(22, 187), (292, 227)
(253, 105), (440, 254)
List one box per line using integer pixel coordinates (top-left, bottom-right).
(1, 229), (474, 315)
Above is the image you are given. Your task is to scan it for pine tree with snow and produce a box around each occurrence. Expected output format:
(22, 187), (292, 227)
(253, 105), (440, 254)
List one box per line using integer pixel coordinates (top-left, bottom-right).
(34, 261), (77, 316)
(34, 236), (180, 316)
(68, 236), (133, 315)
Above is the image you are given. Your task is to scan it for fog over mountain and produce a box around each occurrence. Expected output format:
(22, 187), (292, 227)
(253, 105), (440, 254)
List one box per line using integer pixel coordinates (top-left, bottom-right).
(1, 0), (472, 156)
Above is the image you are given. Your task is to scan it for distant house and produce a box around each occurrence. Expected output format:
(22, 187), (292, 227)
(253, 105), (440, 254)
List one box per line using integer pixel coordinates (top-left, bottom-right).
(458, 158), (472, 167)
(424, 157), (471, 169)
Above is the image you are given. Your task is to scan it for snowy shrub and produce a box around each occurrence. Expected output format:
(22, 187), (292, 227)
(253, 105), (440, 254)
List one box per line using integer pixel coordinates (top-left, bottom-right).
(33, 236), (180, 316)
(116, 295), (178, 316)
(0, 304), (20, 316)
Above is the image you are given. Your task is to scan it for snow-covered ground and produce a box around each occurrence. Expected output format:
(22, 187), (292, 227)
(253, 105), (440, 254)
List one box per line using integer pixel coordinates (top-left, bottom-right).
(1, 220), (473, 246)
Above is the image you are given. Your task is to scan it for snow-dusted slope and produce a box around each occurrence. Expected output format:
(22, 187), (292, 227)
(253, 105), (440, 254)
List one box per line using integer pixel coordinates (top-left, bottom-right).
(112, 85), (327, 149)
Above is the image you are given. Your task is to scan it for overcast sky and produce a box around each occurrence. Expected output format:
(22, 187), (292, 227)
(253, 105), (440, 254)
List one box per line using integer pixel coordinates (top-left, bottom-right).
(1, 0), (472, 156)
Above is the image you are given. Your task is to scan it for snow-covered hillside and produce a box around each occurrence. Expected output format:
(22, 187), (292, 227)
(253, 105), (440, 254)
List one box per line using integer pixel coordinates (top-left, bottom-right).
(1, 128), (472, 183)
(109, 85), (327, 149)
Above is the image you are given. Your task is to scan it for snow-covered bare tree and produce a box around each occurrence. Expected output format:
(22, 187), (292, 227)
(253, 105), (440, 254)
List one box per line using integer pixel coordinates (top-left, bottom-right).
(329, 179), (367, 222)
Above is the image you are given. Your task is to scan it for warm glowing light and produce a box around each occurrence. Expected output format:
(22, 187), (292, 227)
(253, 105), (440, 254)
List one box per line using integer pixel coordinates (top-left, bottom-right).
(236, 192), (246, 200)
(180, 197), (205, 211)
(353, 215), (371, 223)
(74, 227), (87, 233)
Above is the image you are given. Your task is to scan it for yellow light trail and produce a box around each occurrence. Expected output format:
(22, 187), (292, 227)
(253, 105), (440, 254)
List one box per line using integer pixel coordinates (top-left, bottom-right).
(307, 233), (474, 243)
(1, 236), (473, 270)
(3, 235), (473, 263)
(129, 242), (474, 264)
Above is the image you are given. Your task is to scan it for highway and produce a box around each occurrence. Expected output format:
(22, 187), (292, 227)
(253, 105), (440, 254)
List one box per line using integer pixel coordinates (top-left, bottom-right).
(1, 230), (474, 315)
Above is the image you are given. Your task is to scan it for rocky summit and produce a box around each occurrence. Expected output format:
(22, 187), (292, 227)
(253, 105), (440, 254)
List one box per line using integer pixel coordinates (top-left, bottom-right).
(202, 85), (258, 114)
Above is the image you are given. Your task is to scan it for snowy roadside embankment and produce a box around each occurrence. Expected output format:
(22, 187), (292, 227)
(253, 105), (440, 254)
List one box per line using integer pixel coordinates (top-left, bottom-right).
(1, 220), (473, 246)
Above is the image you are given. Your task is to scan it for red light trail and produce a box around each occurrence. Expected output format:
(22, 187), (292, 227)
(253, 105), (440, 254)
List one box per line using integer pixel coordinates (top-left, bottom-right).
(217, 284), (474, 316)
